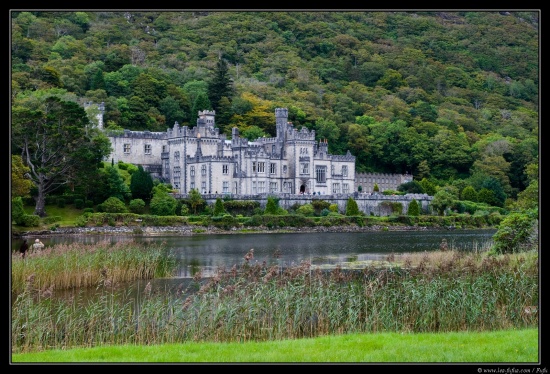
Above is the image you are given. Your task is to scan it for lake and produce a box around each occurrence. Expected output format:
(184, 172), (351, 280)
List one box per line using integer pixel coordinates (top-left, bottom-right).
(12, 229), (496, 281)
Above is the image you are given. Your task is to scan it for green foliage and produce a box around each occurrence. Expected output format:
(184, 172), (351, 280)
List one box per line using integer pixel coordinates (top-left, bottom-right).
(130, 165), (154, 202)
(296, 203), (314, 216)
(150, 193), (177, 216)
(407, 199), (420, 216)
(129, 198), (146, 214)
(492, 210), (538, 254)
(74, 199), (85, 209)
(373, 183), (380, 193)
(382, 189), (403, 196)
(56, 198), (66, 208)
(42, 216), (62, 224)
(329, 204), (339, 213)
(99, 197), (128, 213)
(106, 165), (131, 202)
(11, 197), (26, 225)
(478, 188), (497, 206)
(514, 180), (538, 210)
(461, 186), (478, 202)
(11, 155), (33, 199)
(345, 197), (360, 216)
(380, 201), (403, 216)
(20, 214), (40, 227)
(213, 197), (226, 216)
(187, 188), (204, 215)
(311, 199), (330, 215)
(207, 58), (233, 121)
(419, 178), (437, 196)
(264, 196), (279, 215)
(12, 94), (111, 217)
(223, 200), (261, 216)
(397, 181), (424, 194)
(430, 189), (456, 216)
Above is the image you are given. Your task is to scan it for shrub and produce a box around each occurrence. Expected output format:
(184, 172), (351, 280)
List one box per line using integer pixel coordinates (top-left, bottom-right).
(11, 197), (26, 225)
(223, 200), (260, 216)
(150, 194), (177, 216)
(296, 203), (314, 216)
(21, 214), (40, 227)
(43, 216), (62, 224)
(56, 198), (66, 208)
(461, 186), (478, 202)
(100, 197), (128, 213)
(74, 199), (85, 209)
(311, 199), (330, 215)
(492, 211), (538, 254)
(129, 199), (146, 214)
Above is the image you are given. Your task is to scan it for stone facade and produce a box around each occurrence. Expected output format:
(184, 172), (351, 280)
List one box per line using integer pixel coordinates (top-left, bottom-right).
(355, 172), (414, 193)
(106, 108), (356, 196)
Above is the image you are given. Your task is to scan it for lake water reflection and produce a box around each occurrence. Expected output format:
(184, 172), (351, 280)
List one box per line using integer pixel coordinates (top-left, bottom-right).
(12, 230), (497, 301)
(12, 229), (496, 278)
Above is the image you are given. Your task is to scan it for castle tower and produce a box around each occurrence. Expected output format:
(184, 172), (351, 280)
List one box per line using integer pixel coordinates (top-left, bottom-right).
(275, 108), (289, 139)
(197, 110), (216, 127)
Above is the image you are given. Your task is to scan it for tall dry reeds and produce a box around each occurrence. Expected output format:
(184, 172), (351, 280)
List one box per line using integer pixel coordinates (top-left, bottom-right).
(11, 240), (177, 295)
(11, 248), (538, 354)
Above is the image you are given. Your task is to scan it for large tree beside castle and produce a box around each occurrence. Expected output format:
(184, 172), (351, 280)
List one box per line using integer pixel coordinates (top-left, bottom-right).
(11, 92), (111, 217)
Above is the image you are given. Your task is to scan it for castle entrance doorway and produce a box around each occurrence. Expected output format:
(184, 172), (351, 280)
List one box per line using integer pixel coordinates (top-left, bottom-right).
(300, 184), (305, 194)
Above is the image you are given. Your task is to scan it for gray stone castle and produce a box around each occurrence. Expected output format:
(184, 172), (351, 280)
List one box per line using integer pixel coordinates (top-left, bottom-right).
(105, 108), (357, 196)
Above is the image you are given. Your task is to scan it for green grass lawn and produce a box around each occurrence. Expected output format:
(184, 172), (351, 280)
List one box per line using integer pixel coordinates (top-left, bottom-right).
(11, 328), (539, 363)
(20, 204), (84, 228)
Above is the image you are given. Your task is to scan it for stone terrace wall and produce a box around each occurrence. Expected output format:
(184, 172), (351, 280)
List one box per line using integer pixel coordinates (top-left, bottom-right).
(173, 192), (433, 216)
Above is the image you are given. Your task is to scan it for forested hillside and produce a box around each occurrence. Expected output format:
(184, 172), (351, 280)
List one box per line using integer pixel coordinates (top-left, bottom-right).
(11, 11), (539, 206)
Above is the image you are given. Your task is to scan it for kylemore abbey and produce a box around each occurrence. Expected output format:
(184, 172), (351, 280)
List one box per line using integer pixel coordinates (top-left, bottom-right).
(104, 107), (413, 195)
(100, 105), (430, 214)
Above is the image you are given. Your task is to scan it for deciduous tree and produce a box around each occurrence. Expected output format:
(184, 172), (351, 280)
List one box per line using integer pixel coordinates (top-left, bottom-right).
(12, 94), (111, 217)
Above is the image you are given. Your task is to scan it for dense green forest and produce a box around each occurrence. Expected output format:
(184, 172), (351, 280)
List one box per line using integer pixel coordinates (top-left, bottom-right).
(11, 11), (539, 212)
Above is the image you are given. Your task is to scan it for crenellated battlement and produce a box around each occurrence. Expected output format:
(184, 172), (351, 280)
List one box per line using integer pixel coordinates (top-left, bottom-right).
(111, 130), (166, 139)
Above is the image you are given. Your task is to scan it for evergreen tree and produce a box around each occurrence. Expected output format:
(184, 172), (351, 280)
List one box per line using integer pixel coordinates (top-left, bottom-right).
(90, 69), (105, 90)
(130, 165), (154, 202)
(213, 197), (225, 216)
(264, 196), (279, 215)
(345, 197), (360, 216)
(207, 58), (233, 113)
(106, 165), (131, 202)
(407, 199), (420, 216)
(191, 92), (212, 125)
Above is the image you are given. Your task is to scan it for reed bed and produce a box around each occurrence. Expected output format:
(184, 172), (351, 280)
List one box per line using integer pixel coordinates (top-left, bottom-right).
(11, 240), (177, 295)
(11, 248), (538, 354)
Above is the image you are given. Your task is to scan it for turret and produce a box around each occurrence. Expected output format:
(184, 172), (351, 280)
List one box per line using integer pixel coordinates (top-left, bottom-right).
(275, 108), (289, 139)
(197, 110), (216, 127)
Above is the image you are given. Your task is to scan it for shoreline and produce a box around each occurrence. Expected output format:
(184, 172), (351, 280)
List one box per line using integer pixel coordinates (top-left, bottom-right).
(12, 223), (486, 239)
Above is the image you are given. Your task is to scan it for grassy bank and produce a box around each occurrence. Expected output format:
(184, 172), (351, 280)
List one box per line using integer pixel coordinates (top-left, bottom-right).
(12, 328), (539, 363)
